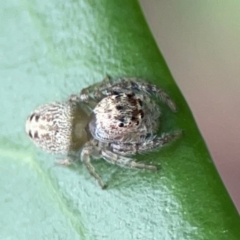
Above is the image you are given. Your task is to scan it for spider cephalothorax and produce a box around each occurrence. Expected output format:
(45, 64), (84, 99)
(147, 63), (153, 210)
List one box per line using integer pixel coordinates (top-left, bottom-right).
(89, 91), (159, 143)
(26, 76), (182, 188)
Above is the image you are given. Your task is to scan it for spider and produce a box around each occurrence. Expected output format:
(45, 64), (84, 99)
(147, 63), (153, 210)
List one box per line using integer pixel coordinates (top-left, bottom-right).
(25, 76), (182, 188)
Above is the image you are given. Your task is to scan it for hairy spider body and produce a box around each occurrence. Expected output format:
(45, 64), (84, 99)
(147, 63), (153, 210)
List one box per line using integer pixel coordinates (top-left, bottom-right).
(89, 92), (160, 143)
(26, 77), (182, 188)
(26, 101), (90, 153)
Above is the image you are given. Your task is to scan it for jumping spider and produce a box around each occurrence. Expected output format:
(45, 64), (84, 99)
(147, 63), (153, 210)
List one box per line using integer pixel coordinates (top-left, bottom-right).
(25, 77), (182, 188)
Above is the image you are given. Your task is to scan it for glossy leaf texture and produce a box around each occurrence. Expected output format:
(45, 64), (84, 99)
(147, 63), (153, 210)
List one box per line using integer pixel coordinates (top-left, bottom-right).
(0, 0), (239, 239)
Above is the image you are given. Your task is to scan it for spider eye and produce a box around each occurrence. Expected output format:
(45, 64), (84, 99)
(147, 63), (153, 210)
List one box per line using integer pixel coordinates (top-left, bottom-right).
(116, 105), (123, 110)
(119, 123), (124, 127)
(127, 93), (135, 98)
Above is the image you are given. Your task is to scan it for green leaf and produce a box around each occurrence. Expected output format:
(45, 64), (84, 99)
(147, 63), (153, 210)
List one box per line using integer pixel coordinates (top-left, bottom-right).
(1, 0), (239, 239)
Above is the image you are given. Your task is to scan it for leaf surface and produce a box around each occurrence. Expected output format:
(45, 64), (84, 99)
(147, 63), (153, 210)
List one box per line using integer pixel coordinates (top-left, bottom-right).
(0, 0), (239, 239)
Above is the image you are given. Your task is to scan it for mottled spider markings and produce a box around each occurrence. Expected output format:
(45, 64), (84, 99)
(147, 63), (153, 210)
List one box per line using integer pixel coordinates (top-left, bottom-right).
(26, 77), (182, 188)
(26, 101), (90, 153)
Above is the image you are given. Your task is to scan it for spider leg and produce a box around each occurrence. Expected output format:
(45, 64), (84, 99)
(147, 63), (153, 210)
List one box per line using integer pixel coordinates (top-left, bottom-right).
(81, 145), (106, 189)
(106, 77), (177, 112)
(68, 93), (98, 111)
(112, 130), (183, 155)
(101, 149), (157, 170)
(68, 94), (81, 103)
(79, 75), (114, 103)
(54, 151), (81, 166)
(138, 130), (183, 153)
(55, 158), (74, 166)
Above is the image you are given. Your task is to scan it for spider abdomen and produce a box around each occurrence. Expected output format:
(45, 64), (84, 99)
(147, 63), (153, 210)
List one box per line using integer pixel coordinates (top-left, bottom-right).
(25, 102), (90, 153)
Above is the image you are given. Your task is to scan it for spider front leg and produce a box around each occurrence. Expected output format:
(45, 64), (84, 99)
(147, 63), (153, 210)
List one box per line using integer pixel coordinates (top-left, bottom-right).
(106, 77), (177, 112)
(79, 75), (113, 103)
(81, 144), (106, 189)
(138, 130), (183, 153)
(111, 130), (183, 155)
(68, 93), (97, 111)
(101, 149), (158, 170)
